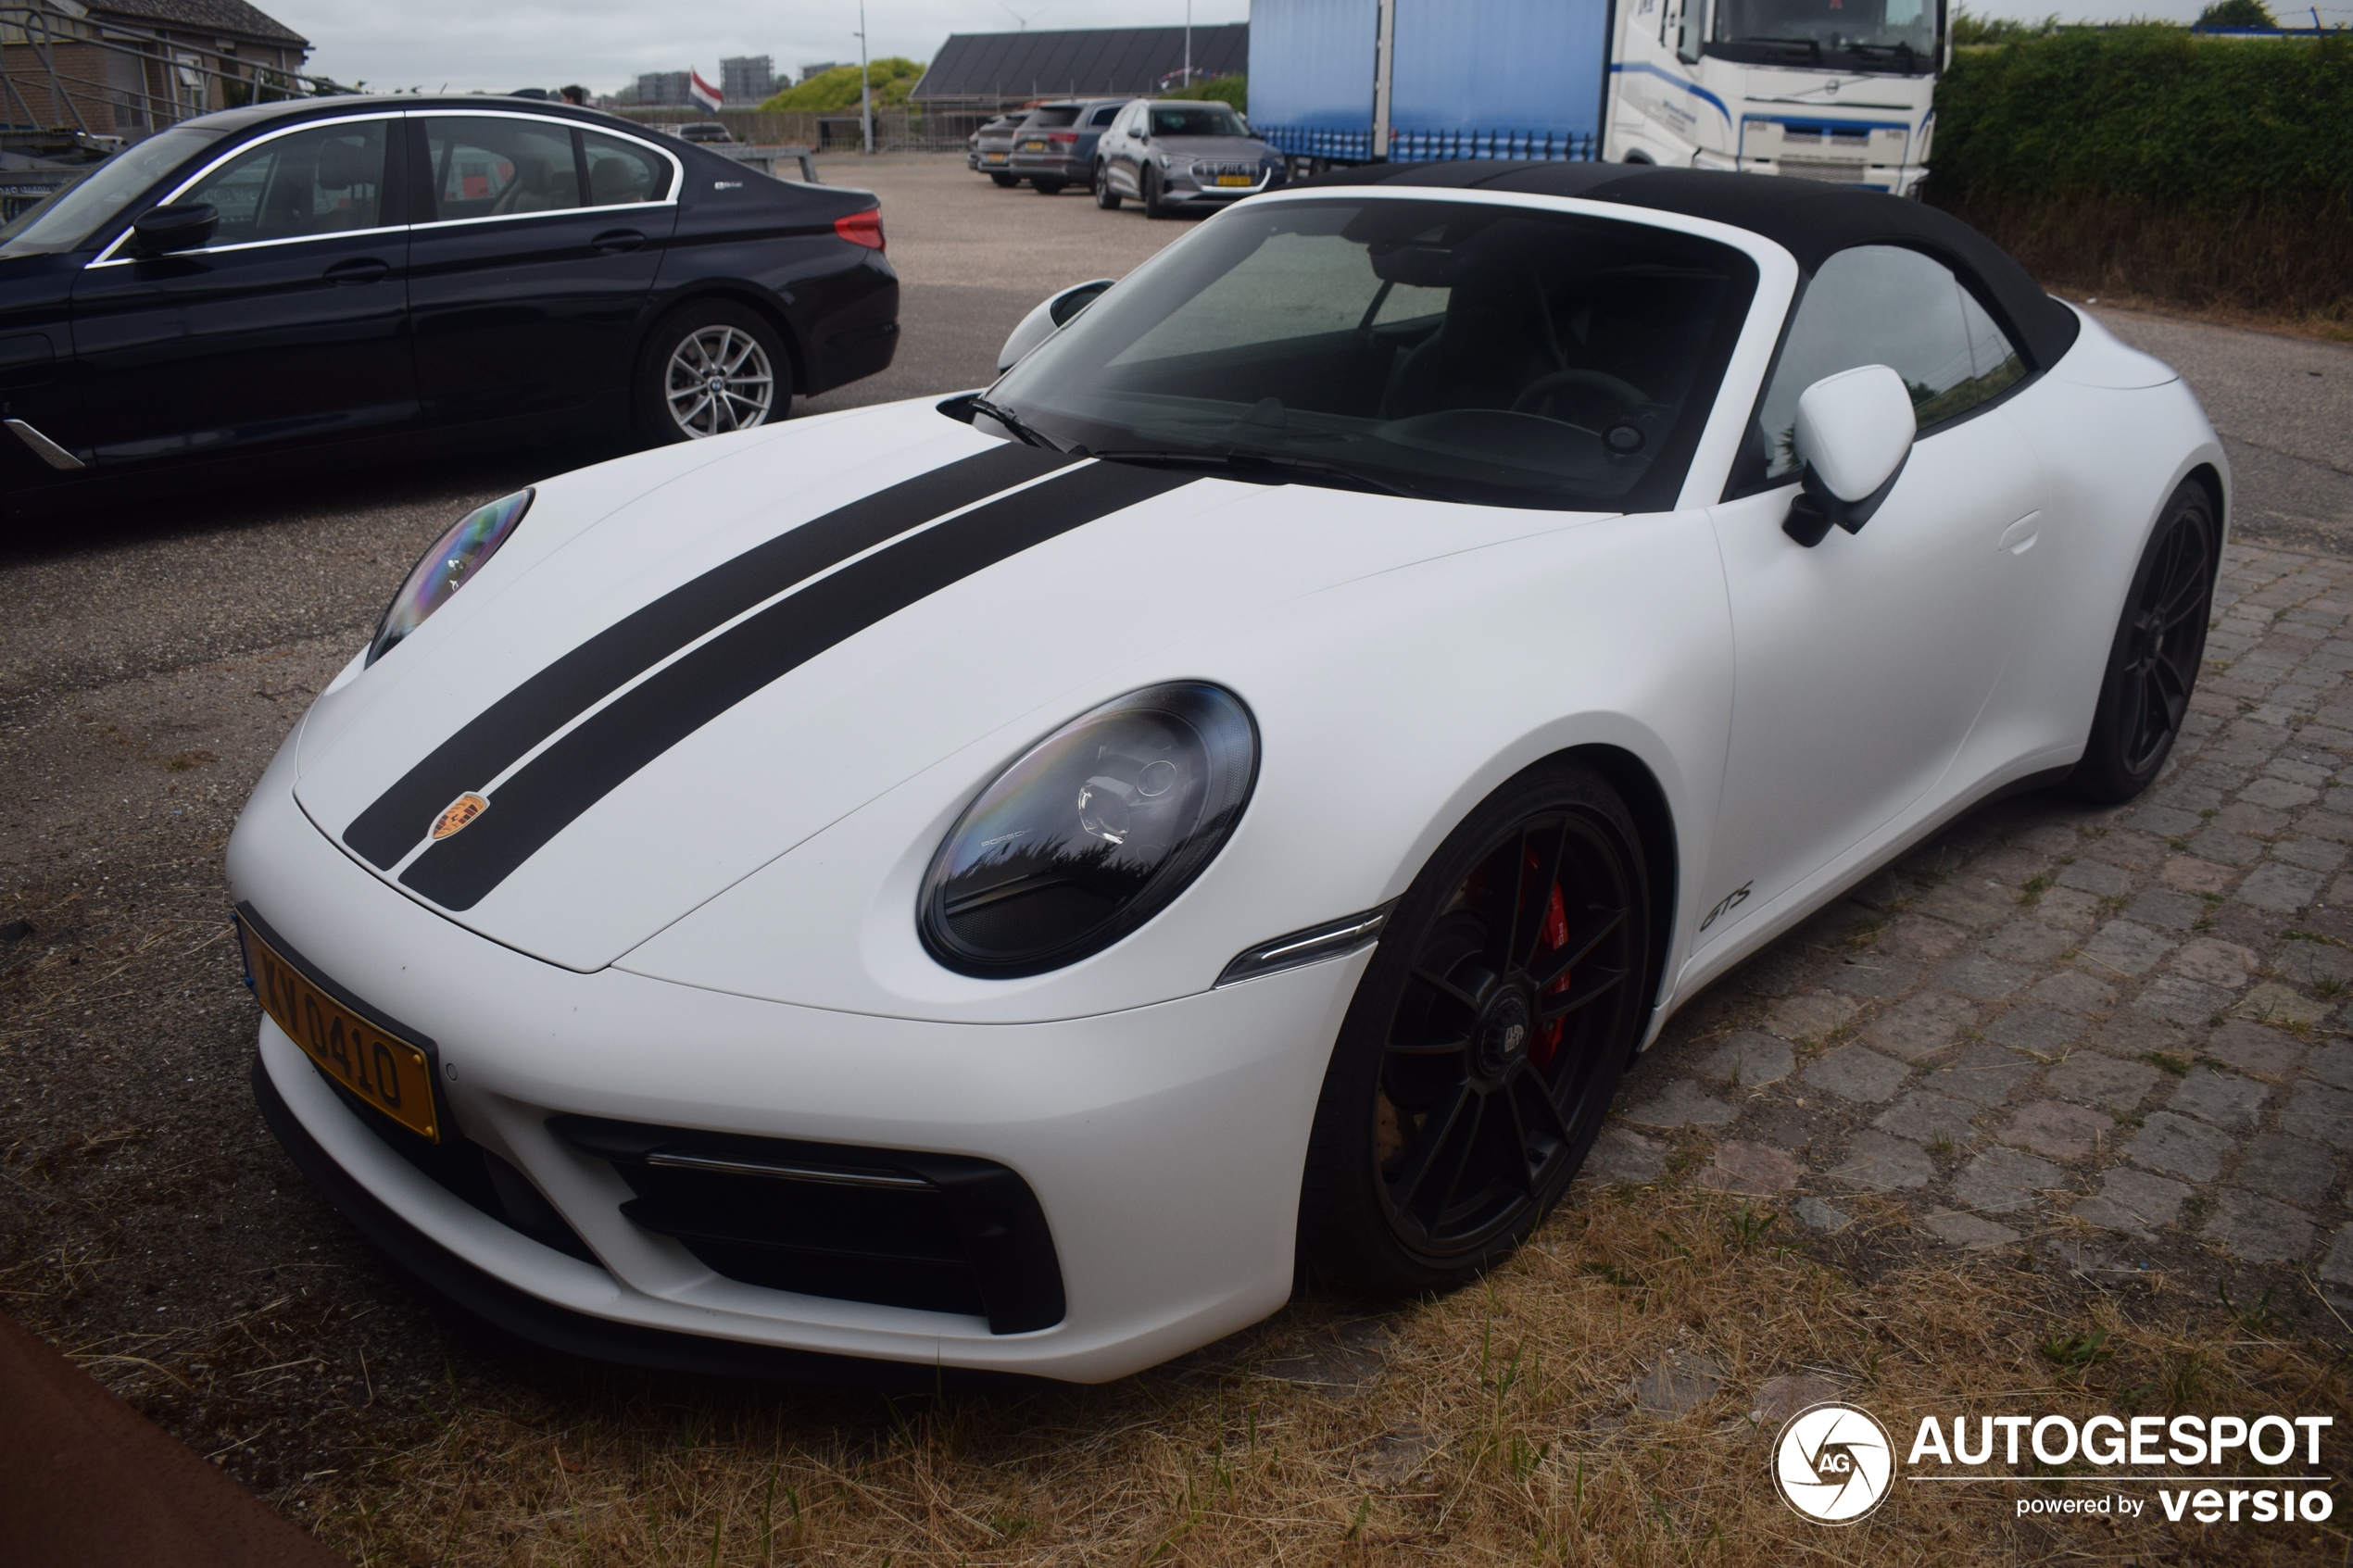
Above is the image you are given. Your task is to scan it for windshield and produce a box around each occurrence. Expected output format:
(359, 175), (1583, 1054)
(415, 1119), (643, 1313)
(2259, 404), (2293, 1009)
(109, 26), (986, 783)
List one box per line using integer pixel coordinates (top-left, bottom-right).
(1711, 0), (1942, 71)
(1149, 105), (1249, 137)
(0, 126), (223, 257)
(990, 198), (1755, 512)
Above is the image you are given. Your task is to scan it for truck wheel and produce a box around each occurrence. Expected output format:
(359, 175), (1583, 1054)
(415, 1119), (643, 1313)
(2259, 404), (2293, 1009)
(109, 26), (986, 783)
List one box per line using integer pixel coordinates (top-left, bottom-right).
(1093, 161), (1121, 209)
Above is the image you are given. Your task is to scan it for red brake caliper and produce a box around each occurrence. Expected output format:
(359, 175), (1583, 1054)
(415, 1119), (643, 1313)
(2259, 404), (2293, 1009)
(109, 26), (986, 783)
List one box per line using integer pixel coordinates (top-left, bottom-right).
(1526, 847), (1570, 1072)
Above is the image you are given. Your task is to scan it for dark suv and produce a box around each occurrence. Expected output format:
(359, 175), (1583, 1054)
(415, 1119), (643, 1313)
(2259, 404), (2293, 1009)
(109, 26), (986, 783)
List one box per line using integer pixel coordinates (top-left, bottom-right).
(1004, 99), (1126, 194)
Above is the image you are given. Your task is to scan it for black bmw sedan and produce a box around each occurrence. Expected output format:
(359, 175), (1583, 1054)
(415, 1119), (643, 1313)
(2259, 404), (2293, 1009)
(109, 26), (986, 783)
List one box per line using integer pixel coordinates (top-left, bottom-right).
(0, 96), (898, 515)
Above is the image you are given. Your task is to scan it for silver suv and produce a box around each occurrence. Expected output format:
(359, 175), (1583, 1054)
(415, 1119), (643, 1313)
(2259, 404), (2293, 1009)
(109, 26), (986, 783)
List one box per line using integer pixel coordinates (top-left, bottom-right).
(1092, 100), (1283, 218)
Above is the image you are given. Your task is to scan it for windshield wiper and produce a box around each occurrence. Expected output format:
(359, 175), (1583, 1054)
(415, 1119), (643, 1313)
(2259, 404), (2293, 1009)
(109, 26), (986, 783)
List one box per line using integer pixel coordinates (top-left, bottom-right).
(1089, 448), (1425, 499)
(968, 395), (1060, 450)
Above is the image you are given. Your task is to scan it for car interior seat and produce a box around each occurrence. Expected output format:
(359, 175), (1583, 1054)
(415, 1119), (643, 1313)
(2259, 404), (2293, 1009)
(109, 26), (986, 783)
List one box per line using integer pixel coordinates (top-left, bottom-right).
(589, 157), (642, 205)
(1379, 261), (1566, 421)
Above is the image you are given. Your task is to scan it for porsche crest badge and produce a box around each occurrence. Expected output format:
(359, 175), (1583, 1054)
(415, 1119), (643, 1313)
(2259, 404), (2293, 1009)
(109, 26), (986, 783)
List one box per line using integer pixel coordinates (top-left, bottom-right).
(430, 792), (489, 840)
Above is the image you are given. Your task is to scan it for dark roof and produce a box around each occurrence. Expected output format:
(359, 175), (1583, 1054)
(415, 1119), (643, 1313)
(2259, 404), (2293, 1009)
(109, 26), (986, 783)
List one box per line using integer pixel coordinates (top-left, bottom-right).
(912, 25), (1247, 102)
(1303, 161), (2079, 370)
(91, 0), (308, 46)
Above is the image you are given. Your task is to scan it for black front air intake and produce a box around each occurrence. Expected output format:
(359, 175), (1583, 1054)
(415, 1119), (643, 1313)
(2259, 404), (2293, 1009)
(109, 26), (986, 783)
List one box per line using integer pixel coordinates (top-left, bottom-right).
(547, 1115), (1066, 1336)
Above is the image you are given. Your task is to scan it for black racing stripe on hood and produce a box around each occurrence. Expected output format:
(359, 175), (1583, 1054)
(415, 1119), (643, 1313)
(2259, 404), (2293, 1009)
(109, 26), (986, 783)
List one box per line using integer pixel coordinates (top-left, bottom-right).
(344, 443), (1076, 871)
(397, 461), (1196, 912)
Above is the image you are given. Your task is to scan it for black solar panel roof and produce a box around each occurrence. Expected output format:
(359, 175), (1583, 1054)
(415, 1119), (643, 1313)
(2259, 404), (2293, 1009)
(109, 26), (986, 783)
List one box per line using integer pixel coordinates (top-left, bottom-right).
(912, 25), (1248, 102)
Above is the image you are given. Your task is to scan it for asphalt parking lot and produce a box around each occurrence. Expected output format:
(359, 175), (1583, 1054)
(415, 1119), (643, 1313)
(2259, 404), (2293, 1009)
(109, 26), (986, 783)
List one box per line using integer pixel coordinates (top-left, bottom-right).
(6, 153), (2353, 1549)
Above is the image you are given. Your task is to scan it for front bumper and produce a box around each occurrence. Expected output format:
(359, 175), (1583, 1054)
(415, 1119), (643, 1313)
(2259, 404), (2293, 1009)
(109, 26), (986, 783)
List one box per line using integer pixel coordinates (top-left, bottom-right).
(1154, 167), (1281, 205)
(231, 736), (1363, 1382)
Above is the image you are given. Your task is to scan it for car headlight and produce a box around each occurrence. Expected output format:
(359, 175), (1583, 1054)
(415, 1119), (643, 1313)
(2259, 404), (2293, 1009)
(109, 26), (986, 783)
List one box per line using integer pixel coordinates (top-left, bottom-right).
(367, 490), (532, 666)
(919, 684), (1258, 978)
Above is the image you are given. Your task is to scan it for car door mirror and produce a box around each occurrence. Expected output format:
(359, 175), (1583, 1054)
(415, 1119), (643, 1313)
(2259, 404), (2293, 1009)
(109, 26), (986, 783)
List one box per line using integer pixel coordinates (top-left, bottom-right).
(128, 202), (218, 257)
(1781, 364), (1917, 547)
(996, 278), (1115, 374)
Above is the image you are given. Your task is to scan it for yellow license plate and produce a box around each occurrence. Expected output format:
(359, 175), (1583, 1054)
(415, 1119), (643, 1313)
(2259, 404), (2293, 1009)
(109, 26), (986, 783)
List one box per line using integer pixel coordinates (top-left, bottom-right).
(242, 920), (439, 1141)
(1216, 174), (1254, 187)
(984, 153), (1006, 163)
(1023, 140), (1047, 151)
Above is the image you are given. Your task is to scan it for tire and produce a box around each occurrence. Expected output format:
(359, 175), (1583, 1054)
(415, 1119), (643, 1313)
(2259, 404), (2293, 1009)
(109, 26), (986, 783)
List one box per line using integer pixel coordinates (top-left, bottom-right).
(2067, 479), (2220, 803)
(1093, 161), (1121, 210)
(1298, 759), (1652, 1296)
(1141, 163), (1170, 220)
(635, 301), (787, 444)
(1032, 177), (1068, 195)
(989, 171), (1018, 187)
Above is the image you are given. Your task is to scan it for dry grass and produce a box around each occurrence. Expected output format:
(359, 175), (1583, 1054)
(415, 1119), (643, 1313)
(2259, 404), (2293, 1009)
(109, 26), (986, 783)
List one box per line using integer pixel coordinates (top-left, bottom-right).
(294, 1185), (2353, 1566)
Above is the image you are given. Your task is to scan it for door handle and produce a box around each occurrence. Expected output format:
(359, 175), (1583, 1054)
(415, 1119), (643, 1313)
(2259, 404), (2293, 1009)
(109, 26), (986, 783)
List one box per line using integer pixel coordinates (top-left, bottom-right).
(1997, 511), (2041, 556)
(592, 229), (647, 254)
(323, 257), (390, 283)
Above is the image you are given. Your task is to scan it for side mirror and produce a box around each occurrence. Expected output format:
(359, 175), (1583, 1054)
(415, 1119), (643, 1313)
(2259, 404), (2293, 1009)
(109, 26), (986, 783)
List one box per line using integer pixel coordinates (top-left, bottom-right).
(995, 277), (1115, 375)
(1781, 364), (1916, 547)
(128, 202), (218, 257)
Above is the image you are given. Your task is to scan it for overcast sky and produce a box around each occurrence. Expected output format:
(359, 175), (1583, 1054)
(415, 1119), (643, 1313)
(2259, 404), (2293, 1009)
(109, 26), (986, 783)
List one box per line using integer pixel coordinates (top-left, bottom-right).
(269, 0), (2343, 95)
(272, 0), (1252, 96)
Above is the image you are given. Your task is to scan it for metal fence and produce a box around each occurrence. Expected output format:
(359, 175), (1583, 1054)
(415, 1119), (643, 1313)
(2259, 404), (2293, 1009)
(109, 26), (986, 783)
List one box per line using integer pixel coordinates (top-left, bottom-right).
(609, 101), (1044, 156)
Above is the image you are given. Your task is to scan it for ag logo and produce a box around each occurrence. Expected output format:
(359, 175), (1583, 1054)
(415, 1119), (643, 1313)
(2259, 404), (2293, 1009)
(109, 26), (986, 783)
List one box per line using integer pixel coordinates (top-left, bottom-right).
(429, 792), (489, 841)
(1773, 1402), (1894, 1524)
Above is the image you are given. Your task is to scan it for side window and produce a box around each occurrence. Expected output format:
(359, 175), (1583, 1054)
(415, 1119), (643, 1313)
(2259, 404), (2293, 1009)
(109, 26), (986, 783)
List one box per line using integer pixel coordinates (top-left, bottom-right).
(1089, 105), (1121, 128)
(1754, 245), (2020, 481)
(582, 131), (669, 206)
(181, 120), (386, 245)
(423, 117), (581, 222)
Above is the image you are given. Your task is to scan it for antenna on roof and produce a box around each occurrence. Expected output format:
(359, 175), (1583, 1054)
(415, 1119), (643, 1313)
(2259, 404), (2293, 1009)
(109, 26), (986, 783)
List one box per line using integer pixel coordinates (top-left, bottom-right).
(1002, 3), (1046, 28)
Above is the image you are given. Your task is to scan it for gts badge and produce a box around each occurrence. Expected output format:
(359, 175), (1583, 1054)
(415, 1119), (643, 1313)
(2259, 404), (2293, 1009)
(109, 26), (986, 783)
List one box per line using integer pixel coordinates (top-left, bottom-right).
(1700, 880), (1753, 932)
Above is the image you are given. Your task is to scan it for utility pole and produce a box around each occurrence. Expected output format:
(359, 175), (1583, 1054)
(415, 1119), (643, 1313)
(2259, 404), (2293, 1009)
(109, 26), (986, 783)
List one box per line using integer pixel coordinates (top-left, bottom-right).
(857, 0), (874, 154)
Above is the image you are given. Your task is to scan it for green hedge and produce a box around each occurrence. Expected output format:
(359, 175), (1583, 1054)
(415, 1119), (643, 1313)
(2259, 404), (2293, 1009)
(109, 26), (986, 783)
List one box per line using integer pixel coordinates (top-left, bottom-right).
(1929, 27), (2353, 215)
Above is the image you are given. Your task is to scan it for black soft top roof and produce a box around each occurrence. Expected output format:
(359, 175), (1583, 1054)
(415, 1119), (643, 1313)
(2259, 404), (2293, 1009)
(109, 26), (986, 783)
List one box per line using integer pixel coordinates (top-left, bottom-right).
(1301, 162), (2079, 370)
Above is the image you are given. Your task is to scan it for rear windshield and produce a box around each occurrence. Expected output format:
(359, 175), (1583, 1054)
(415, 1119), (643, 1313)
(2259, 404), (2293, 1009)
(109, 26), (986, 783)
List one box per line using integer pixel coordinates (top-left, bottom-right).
(1025, 107), (1081, 129)
(990, 197), (1757, 512)
(0, 126), (222, 257)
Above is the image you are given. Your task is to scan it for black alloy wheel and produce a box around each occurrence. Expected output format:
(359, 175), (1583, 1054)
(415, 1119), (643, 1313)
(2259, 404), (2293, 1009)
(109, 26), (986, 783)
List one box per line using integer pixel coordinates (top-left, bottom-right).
(1142, 163), (1171, 220)
(990, 171), (1019, 187)
(1093, 161), (1121, 210)
(2069, 479), (2219, 802)
(1032, 176), (1069, 195)
(1300, 760), (1650, 1293)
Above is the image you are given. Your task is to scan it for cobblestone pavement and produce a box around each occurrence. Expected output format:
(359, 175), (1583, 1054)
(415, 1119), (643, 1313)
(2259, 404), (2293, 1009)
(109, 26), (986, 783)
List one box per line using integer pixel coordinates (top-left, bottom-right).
(1600, 539), (2353, 1325)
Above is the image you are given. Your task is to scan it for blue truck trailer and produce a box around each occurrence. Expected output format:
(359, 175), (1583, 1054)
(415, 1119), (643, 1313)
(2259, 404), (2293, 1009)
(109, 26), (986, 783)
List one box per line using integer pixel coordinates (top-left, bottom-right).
(1248, 0), (1944, 195)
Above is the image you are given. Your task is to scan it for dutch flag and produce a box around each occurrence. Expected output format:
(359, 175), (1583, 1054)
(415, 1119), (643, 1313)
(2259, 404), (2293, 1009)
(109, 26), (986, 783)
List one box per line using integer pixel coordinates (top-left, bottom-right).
(689, 69), (724, 112)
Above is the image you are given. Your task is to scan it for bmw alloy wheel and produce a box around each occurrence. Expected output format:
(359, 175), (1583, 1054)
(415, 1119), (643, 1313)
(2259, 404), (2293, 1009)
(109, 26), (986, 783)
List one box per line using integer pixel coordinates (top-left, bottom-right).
(664, 325), (775, 438)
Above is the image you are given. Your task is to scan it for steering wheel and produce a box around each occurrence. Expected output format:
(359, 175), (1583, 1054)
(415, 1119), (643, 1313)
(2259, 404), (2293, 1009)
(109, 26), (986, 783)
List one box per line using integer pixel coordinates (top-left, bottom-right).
(1511, 369), (1649, 429)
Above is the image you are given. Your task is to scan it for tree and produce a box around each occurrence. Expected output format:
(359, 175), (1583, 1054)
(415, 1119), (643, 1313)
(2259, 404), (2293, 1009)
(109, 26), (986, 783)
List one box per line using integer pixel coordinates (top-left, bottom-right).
(760, 59), (923, 113)
(1163, 74), (1245, 109)
(2196, 0), (2278, 26)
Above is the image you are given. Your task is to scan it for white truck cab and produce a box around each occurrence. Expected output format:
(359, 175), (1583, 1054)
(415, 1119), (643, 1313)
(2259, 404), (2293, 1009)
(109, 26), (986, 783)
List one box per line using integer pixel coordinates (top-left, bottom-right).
(1605, 0), (1947, 196)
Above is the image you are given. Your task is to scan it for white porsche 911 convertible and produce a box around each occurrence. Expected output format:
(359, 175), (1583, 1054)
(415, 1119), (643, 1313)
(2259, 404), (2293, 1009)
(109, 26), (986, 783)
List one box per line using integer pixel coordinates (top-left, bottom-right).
(229, 163), (2223, 1384)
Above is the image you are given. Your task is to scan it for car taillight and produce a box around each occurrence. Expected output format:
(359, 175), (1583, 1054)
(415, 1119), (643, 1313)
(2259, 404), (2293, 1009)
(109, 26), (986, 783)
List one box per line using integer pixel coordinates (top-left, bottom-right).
(833, 208), (885, 251)
(1048, 132), (1077, 144)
